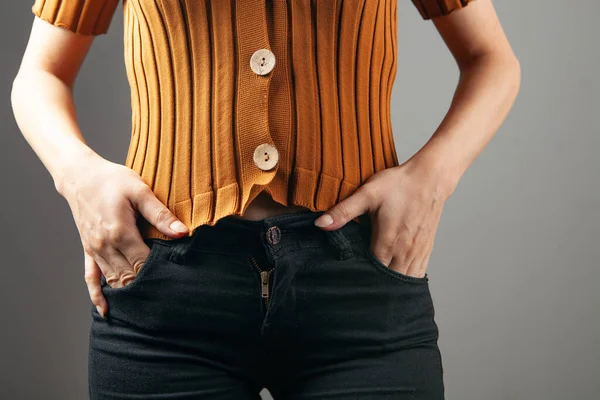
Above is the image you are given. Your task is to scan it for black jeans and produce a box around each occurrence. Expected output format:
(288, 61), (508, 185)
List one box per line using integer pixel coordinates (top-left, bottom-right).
(89, 210), (444, 399)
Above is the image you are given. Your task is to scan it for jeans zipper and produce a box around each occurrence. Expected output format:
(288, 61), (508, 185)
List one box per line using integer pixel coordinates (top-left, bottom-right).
(250, 256), (273, 310)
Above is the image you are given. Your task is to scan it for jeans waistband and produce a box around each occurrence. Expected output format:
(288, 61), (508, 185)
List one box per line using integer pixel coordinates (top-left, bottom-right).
(168, 210), (372, 263)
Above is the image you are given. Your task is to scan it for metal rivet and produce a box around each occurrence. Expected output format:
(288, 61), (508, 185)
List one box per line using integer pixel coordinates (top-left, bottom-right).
(266, 226), (281, 245)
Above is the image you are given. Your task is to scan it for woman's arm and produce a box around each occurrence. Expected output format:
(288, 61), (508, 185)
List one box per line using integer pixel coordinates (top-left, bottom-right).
(11, 17), (189, 317)
(11, 18), (97, 190)
(315, 0), (521, 278)
(406, 0), (522, 196)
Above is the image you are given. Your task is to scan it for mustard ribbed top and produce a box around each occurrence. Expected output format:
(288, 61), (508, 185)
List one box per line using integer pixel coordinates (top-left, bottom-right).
(31, 0), (475, 240)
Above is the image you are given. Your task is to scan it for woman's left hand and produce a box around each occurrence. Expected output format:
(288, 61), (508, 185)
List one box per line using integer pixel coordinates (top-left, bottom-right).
(314, 161), (455, 279)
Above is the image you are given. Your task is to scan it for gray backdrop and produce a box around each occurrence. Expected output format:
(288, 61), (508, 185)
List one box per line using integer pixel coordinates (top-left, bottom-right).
(1, 1), (598, 399)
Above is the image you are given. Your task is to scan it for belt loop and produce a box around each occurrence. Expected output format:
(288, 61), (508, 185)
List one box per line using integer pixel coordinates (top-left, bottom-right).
(324, 228), (354, 260)
(168, 228), (199, 264)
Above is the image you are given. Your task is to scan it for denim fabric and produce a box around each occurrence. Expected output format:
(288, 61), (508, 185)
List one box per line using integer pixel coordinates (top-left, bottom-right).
(89, 210), (444, 399)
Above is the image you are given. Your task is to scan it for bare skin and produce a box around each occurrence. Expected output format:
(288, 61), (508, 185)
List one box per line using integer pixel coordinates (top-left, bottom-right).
(231, 191), (311, 221)
(314, 0), (521, 278)
(11, 0), (519, 318)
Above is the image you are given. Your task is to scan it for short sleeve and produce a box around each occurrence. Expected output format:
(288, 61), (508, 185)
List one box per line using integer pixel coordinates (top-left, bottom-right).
(31, 0), (119, 36)
(412, 0), (476, 20)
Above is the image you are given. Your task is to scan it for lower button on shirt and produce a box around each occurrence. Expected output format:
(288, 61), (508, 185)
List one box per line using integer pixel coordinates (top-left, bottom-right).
(250, 49), (276, 75)
(253, 143), (279, 171)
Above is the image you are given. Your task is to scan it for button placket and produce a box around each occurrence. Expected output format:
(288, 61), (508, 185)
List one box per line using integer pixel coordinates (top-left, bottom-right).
(236, 0), (279, 198)
(250, 47), (279, 173)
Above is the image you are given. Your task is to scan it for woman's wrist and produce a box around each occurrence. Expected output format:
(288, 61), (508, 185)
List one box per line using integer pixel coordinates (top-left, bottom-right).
(52, 145), (104, 197)
(402, 143), (462, 202)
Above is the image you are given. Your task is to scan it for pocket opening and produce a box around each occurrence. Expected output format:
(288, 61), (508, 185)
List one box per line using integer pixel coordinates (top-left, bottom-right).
(355, 238), (429, 285)
(101, 239), (170, 292)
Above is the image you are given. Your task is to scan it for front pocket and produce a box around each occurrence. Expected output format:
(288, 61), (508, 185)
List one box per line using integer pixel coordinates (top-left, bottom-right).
(360, 242), (429, 284)
(101, 239), (171, 292)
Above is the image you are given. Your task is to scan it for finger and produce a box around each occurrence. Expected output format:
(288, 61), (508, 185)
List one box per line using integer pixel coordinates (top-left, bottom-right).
(94, 246), (138, 289)
(411, 223), (439, 278)
(315, 186), (374, 230)
(404, 210), (442, 277)
(394, 221), (424, 276)
(402, 238), (432, 278)
(84, 251), (108, 319)
(419, 242), (434, 278)
(394, 220), (433, 278)
(131, 185), (189, 237)
(114, 234), (151, 276)
(369, 211), (398, 267)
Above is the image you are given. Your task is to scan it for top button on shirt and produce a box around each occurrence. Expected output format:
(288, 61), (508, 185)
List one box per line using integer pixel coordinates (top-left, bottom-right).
(253, 143), (279, 171)
(250, 49), (276, 76)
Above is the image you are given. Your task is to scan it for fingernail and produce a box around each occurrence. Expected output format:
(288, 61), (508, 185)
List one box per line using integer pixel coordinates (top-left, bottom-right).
(96, 305), (105, 319)
(314, 214), (333, 227)
(170, 220), (188, 233)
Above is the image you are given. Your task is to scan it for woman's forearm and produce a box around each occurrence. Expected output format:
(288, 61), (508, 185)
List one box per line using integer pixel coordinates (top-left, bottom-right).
(406, 52), (521, 197)
(11, 69), (101, 196)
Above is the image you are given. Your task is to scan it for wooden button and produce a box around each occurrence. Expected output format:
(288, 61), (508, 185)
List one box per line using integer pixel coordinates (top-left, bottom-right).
(253, 143), (279, 171)
(250, 49), (276, 75)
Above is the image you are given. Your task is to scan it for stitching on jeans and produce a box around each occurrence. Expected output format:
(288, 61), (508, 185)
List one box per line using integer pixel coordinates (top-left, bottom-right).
(270, 245), (326, 260)
(351, 227), (429, 284)
(178, 248), (254, 258)
(165, 232), (365, 261)
(271, 242), (322, 253)
(261, 210), (322, 224)
(269, 234), (363, 254)
(169, 242), (189, 263)
(360, 247), (429, 285)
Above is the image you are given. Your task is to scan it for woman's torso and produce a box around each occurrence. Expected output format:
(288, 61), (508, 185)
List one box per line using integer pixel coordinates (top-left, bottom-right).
(120, 0), (400, 239)
(232, 191), (312, 221)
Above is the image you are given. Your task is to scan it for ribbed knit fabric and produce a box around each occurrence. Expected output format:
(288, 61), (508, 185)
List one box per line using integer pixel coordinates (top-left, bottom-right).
(31, 0), (475, 240)
(411, 0), (475, 19)
(31, 0), (119, 35)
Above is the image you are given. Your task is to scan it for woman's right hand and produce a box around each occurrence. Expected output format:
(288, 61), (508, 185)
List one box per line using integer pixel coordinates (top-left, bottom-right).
(57, 154), (190, 318)
(12, 18), (189, 319)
